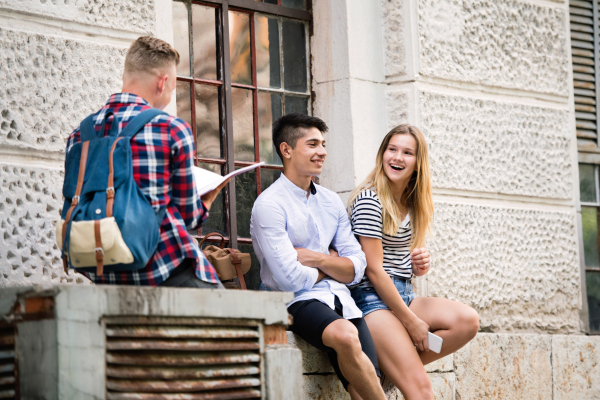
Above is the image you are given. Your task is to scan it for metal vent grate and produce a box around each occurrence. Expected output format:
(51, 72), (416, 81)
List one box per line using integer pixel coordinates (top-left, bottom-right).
(0, 327), (16, 399)
(105, 317), (262, 400)
(571, 0), (600, 148)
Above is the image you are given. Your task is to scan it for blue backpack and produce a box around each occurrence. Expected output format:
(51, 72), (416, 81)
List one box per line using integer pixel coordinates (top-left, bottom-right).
(56, 109), (167, 275)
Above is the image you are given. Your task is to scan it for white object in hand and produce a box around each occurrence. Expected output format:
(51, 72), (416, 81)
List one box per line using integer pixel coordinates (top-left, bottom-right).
(428, 332), (443, 353)
(193, 162), (265, 196)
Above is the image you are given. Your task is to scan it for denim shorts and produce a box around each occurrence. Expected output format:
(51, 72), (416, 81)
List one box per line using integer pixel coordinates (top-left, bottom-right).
(350, 276), (417, 316)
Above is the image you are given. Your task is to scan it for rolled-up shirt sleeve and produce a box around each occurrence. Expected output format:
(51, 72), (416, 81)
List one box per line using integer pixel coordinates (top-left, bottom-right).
(251, 201), (319, 292)
(332, 197), (367, 286)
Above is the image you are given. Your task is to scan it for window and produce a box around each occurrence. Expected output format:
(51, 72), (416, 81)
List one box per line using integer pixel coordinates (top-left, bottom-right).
(172, 0), (312, 288)
(570, 0), (600, 332)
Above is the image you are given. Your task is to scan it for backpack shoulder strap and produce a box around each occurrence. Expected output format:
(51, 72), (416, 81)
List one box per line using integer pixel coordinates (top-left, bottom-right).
(118, 108), (167, 139)
(79, 114), (97, 142)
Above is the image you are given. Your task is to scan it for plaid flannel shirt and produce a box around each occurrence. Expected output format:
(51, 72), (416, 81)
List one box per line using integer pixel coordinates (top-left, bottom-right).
(65, 93), (219, 285)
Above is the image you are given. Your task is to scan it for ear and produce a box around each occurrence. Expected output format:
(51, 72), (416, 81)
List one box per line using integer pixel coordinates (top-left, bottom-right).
(157, 74), (168, 95)
(280, 142), (293, 160)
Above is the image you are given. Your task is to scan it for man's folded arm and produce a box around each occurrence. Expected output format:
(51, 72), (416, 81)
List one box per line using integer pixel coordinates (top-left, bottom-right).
(331, 197), (367, 286)
(252, 202), (319, 292)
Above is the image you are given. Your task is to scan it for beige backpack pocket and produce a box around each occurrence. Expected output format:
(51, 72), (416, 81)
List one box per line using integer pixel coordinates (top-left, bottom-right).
(55, 217), (133, 268)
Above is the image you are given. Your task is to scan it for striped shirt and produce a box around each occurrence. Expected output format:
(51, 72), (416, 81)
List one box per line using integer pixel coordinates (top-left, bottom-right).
(350, 189), (412, 287)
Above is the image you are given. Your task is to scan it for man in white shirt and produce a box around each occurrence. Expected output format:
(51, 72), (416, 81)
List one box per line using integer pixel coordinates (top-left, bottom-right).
(251, 114), (386, 400)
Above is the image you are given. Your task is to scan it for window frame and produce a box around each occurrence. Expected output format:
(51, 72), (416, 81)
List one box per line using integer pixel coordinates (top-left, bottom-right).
(174, 0), (312, 249)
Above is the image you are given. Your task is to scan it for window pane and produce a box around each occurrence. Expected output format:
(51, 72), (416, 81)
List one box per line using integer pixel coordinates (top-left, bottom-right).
(173, 1), (191, 77)
(235, 167), (257, 238)
(256, 15), (281, 89)
(195, 84), (222, 159)
(192, 4), (218, 80)
(176, 81), (192, 128)
(229, 11), (252, 85)
(261, 168), (281, 192)
(582, 206), (600, 268)
(282, 0), (307, 10)
(232, 87), (255, 161)
(580, 164), (597, 203)
(258, 91), (283, 165)
(239, 243), (261, 290)
(285, 95), (308, 115)
(199, 163), (227, 236)
(587, 271), (600, 332)
(282, 20), (307, 92)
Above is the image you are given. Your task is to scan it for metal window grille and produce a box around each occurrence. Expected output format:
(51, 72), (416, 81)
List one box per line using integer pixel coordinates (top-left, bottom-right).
(105, 317), (262, 399)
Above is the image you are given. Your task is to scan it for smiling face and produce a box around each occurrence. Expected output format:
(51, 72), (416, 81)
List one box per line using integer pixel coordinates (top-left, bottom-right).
(282, 127), (327, 178)
(382, 133), (418, 188)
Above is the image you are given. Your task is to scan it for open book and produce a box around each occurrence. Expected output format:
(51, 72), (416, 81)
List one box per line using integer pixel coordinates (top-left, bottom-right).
(193, 162), (265, 196)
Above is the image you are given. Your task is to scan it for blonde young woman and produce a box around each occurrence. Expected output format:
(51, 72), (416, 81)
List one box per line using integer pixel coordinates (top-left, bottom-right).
(347, 124), (479, 400)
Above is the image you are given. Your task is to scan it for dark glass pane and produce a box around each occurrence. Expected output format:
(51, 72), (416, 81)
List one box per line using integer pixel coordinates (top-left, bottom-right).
(173, 1), (191, 76)
(580, 164), (597, 203)
(232, 87), (255, 161)
(256, 15), (281, 89)
(199, 163), (227, 236)
(282, 0), (307, 10)
(586, 271), (600, 332)
(229, 11), (252, 85)
(282, 20), (307, 92)
(582, 207), (600, 268)
(285, 95), (308, 115)
(235, 168), (257, 238)
(176, 81), (192, 128)
(239, 243), (261, 290)
(195, 84), (222, 159)
(192, 4), (218, 80)
(258, 91), (283, 165)
(261, 168), (282, 192)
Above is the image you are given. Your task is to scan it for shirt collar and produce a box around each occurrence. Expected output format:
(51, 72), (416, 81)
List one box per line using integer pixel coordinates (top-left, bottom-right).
(105, 93), (150, 107)
(279, 173), (318, 197)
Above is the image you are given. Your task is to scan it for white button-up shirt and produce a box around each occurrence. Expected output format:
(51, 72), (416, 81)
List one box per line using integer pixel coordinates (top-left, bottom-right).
(250, 173), (366, 319)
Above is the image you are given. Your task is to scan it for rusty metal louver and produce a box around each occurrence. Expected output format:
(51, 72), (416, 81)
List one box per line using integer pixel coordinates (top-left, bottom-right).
(105, 317), (261, 400)
(0, 327), (16, 399)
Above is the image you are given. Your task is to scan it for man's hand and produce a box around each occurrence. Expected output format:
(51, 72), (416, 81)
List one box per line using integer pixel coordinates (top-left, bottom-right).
(328, 248), (339, 257)
(317, 270), (328, 282)
(411, 247), (430, 275)
(201, 178), (230, 211)
(295, 247), (325, 268)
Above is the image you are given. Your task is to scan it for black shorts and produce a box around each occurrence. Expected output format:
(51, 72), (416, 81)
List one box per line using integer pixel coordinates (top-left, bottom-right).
(287, 296), (380, 390)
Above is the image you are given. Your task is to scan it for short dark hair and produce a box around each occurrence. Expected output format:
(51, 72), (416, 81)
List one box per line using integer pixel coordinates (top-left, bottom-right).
(272, 113), (328, 161)
(125, 36), (180, 74)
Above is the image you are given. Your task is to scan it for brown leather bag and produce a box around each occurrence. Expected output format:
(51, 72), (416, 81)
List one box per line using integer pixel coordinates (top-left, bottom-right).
(196, 232), (251, 290)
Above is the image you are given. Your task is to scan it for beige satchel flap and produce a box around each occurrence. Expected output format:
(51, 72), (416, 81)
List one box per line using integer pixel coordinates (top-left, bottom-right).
(55, 217), (133, 268)
(203, 245), (251, 281)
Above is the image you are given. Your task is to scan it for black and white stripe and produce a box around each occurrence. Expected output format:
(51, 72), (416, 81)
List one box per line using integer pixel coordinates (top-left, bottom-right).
(350, 189), (412, 287)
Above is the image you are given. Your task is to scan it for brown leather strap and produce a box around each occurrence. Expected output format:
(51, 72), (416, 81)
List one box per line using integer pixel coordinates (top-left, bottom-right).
(62, 141), (90, 272)
(94, 220), (104, 275)
(106, 137), (124, 218)
(199, 232), (226, 249)
(226, 248), (246, 290)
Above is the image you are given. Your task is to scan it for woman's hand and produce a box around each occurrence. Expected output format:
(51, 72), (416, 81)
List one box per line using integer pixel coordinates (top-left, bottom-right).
(411, 247), (430, 276)
(404, 314), (430, 352)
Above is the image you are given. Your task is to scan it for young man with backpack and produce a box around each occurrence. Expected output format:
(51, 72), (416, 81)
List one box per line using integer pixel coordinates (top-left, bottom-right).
(62, 36), (227, 288)
(250, 114), (386, 400)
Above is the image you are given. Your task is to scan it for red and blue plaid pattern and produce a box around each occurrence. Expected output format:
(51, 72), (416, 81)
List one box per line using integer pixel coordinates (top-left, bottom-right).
(66, 93), (219, 285)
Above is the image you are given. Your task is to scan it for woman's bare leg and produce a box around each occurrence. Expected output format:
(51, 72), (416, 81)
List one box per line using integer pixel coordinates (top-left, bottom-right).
(408, 297), (479, 365)
(365, 309), (433, 400)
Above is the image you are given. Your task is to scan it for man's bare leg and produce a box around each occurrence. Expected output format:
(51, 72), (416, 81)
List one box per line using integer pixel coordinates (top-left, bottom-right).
(322, 319), (386, 400)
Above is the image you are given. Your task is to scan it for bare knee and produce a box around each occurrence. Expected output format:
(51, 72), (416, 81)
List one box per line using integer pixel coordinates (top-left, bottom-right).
(406, 370), (433, 400)
(323, 320), (361, 354)
(460, 306), (479, 339)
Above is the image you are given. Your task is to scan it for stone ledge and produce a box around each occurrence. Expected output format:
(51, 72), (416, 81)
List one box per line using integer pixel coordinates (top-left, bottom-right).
(552, 335), (600, 400)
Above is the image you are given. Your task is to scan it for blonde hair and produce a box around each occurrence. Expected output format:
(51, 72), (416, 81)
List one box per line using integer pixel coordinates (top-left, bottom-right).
(348, 124), (434, 250)
(124, 36), (180, 75)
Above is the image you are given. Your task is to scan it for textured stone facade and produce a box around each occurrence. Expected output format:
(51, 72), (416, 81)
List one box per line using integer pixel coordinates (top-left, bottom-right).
(417, 0), (570, 95)
(0, 28), (126, 154)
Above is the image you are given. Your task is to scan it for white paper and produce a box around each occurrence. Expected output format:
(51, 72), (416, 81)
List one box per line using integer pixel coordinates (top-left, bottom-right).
(193, 162), (265, 196)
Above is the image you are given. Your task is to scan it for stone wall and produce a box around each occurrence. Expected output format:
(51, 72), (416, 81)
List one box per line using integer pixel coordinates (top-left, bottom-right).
(0, 0), (162, 286)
